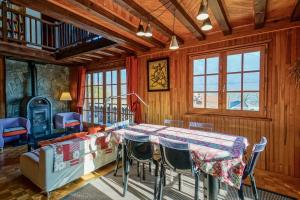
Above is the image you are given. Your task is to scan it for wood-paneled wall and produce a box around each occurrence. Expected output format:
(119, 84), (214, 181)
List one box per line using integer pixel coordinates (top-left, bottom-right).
(0, 56), (5, 118)
(136, 28), (300, 178)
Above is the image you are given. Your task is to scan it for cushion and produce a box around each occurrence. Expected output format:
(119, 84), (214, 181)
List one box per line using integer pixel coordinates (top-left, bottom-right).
(65, 120), (80, 127)
(3, 127), (27, 137)
(38, 132), (88, 147)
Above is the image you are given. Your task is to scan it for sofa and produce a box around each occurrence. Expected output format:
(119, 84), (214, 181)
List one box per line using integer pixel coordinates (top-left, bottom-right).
(20, 132), (117, 194)
(0, 117), (30, 151)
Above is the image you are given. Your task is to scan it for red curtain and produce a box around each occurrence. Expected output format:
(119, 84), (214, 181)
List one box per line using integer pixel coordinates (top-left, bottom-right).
(70, 66), (86, 113)
(126, 56), (142, 124)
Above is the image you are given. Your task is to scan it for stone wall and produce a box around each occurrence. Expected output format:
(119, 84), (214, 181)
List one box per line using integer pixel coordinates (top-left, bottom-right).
(6, 59), (70, 117)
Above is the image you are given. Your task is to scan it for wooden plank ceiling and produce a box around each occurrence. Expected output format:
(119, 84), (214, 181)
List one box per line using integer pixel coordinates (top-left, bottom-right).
(12, 0), (300, 65)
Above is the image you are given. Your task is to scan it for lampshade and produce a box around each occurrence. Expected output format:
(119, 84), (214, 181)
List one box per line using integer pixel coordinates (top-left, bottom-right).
(136, 22), (145, 36)
(60, 92), (72, 101)
(201, 18), (213, 31)
(144, 23), (152, 37)
(169, 35), (179, 50)
(196, 0), (209, 20)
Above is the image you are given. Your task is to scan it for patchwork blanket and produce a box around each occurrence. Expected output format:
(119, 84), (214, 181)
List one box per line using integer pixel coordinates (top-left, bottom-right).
(51, 132), (115, 172)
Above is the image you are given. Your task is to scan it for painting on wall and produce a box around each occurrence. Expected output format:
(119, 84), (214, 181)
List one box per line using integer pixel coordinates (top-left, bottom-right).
(147, 57), (170, 92)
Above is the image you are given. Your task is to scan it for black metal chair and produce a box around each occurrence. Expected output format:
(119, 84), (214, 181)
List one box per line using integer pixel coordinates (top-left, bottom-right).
(164, 119), (184, 128)
(188, 121), (213, 132)
(238, 137), (267, 200)
(123, 133), (159, 199)
(157, 137), (200, 200)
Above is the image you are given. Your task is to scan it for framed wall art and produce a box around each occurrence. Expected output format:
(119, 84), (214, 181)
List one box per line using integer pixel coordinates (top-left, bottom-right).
(147, 57), (170, 92)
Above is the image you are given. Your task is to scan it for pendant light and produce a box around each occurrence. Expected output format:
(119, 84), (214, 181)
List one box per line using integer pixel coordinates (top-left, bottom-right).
(197, 0), (209, 20)
(201, 18), (213, 31)
(169, 9), (179, 50)
(144, 23), (152, 37)
(136, 20), (145, 36)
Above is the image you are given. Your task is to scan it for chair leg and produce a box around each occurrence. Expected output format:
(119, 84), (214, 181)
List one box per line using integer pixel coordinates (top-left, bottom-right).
(153, 160), (159, 200)
(178, 173), (182, 191)
(238, 183), (244, 200)
(114, 148), (121, 176)
(250, 174), (259, 200)
(142, 163), (146, 180)
(194, 172), (199, 200)
(123, 157), (130, 196)
(137, 161), (140, 177)
(158, 164), (165, 200)
(149, 162), (152, 173)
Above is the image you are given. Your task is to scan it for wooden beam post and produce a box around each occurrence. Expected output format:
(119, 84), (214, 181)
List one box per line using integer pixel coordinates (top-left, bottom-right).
(208, 0), (232, 34)
(253, 0), (267, 29)
(117, 0), (184, 44)
(160, 0), (205, 40)
(73, 0), (166, 48)
(11, 0), (150, 52)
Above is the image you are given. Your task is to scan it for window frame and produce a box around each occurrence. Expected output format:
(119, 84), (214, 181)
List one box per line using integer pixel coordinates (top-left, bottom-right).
(188, 45), (267, 118)
(83, 66), (133, 125)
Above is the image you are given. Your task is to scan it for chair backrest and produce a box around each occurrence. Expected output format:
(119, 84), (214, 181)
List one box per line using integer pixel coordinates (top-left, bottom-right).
(164, 119), (184, 128)
(189, 121), (213, 132)
(244, 137), (267, 178)
(124, 133), (153, 162)
(159, 137), (192, 172)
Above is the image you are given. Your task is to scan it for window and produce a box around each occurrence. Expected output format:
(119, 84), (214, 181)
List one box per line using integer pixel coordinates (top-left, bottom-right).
(193, 56), (219, 109)
(190, 46), (265, 116)
(83, 68), (134, 125)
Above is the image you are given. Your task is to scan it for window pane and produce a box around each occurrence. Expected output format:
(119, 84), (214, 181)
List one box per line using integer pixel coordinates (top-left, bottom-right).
(106, 85), (111, 97)
(207, 57), (219, 74)
(93, 73), (98, 85)
(86, 86), (91, 98)
(244, 51), (260, 71)
(227, 92), (241, 110)
(112, 70), (117, 84)
(121, 98), (127, 105)
(206, 75), (218, 91)
(93, 86), (99, 98)
(121, 69), (126, 84)
(193, 93), (204, 108)
(93, 99), (99, 111)
(193, 59), (205, 75)
(83, 99), (91, 110)
(227, 54), (242, 72)
(193, 76), (204, 92)
(106, 71), (111, 84)
(86, 74), (91, 85)
(112, 85), (117, 96)
(243, 72), (260, 91)
(99, 86), (103, 97)
(83, 111), (92, 123)
(99, 73), (103, 85)
(121, 84), (127, 95)
(227, 73), (241, 91)
(94, 111), (99, 123)
(243, 92), (259, 111)
(206, 92), (218, 109)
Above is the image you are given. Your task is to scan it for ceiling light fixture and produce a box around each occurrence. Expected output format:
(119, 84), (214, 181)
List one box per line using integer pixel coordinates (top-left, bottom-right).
(169, 9), (179, 50)
(144, 23), (152, 37)
(196, 0), (209, 21)
(136, 20), (145, 36)
(201, 18), (213, 31)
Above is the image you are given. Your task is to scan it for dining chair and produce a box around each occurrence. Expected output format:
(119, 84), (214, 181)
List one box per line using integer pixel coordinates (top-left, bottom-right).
(164, 119), (184, 128)
(157, 137), (200, 200)
(189, 121), (213, 132)
(123, 133), (159, 199)
(238, 137), (267, 200)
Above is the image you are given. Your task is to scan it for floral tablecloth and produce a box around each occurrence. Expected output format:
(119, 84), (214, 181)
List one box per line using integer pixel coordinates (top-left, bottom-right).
(112, 123), (248, 189)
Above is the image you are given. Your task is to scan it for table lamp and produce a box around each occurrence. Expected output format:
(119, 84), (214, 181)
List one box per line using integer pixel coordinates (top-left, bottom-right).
(60, 92), (72, 111)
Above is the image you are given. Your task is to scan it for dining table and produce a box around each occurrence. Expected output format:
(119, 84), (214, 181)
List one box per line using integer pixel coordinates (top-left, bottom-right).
(112, 123), (249, 200)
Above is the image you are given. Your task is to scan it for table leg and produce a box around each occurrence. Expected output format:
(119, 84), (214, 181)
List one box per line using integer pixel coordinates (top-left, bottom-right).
(208, 175), (218, 200)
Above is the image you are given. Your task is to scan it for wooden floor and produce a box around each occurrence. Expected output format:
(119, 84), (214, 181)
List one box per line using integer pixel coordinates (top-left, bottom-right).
(0, 145), (299, 200)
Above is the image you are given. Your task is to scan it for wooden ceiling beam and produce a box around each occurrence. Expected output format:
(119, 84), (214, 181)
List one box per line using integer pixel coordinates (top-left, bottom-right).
(291, 0), (300, 21)
(73, 0), (165, 48)
(208, 0), (232, 34)
(101, 50), (122, 57)
(116, 46), (136, 55)
(253, 0), (267, 29)
(116, 0), (184, 44)
(160, 0), (205, 40)
(11, 0), (150, 52)
(56, 37), (116, 60)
